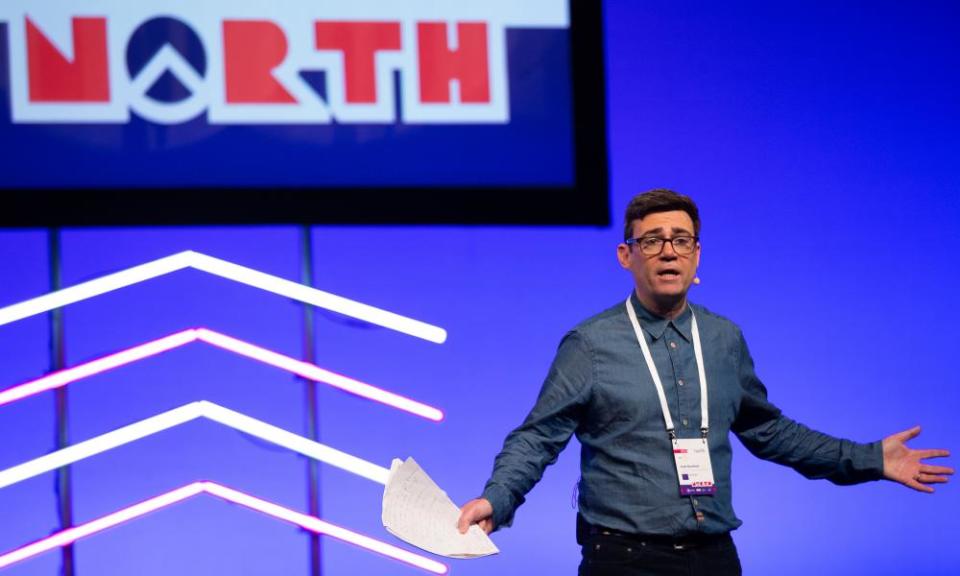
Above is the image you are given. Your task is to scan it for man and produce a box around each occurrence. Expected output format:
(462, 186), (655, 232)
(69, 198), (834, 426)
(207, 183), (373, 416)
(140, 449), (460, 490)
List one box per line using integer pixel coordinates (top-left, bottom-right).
(457, 189), (953, 575)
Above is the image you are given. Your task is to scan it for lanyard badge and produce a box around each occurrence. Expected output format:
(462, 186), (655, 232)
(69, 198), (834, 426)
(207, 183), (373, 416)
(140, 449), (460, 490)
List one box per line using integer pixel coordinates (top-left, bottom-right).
(625, 298), (717, 497)
(673, 437), (716, 496)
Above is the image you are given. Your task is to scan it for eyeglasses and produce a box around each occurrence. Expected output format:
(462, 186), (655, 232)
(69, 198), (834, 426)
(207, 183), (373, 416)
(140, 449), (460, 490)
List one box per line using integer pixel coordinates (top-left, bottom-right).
(625, 235), (699, 256)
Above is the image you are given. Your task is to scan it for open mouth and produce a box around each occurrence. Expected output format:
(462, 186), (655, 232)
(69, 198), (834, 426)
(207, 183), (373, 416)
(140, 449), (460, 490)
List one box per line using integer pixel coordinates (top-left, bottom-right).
(657, 269), (681, 280)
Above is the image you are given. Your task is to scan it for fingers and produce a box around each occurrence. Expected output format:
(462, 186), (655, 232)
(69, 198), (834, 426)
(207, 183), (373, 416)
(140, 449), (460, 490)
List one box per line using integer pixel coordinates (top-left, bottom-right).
(457, 506), (476, 534)
(905, 467), (952, 492)
(917, 449), (951, 460)
(479, 518), (494, 534)
(920, 464), (955, 476)
(916, 464), (953, 485)
(909, 481), (935, 494)
(458, 498), (494, 534)
(904, 472), (935, 493)
(917, 473), (950, 484)
(895, 425), (922, 442)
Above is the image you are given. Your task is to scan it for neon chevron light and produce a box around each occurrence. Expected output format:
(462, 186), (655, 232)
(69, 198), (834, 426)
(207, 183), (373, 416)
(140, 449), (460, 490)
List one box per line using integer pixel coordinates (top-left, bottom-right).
(0, 250), (447, 343)
(0, 327), (444, 421)
(0, 401), (391, 489)
(0, 481), (448, 574)
(0, 330), (195, 408)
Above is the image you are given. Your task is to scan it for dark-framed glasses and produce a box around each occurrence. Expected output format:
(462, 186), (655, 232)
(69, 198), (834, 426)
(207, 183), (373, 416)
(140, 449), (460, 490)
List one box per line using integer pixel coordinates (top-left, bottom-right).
(625, 235), (699, 256)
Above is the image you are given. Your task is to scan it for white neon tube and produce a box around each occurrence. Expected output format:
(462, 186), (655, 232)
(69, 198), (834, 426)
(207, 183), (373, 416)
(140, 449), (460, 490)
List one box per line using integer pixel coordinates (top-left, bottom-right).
(0, 482), (206, 569)
(196, 329), (444, 421)
(0, 251), (194, 327)
(0, 250), (447, 343)
(204, 482), (448, 574)
(0, 329), (199, 407)
(0, 401), (390, 490)
(201, 402), (390, 484)
(188, 253), (448, 344)
(0, 482), (447, 574)
(0, 402), (205, 489)
(0, 327), (443, 421)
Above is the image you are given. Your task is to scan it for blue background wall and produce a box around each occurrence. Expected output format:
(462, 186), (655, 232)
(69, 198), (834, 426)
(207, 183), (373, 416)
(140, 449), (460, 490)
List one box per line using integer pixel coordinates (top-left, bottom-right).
(1, 1), (958, 574)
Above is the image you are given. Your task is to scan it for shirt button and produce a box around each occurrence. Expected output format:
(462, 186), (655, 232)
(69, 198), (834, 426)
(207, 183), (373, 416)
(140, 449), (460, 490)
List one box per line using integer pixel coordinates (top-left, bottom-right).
(693, 499), (700, 506)
(669, 341), (678, 349)
(682, 419), (689, 427)
(678, 379), (685, 386)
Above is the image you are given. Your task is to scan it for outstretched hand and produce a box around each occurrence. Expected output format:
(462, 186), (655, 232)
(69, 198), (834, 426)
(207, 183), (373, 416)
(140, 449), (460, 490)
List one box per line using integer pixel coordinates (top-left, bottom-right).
(882, 426), (953, 493)
(458, 498), (495, 535)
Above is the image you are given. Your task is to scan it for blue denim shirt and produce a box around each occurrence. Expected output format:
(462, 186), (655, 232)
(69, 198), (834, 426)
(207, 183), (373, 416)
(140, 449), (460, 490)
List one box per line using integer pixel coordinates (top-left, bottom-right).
(481, 293), (884, 536)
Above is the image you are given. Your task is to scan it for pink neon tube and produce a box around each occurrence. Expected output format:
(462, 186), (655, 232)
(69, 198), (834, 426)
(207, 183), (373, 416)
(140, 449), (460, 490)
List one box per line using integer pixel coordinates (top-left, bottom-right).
(0, 481), (447, 574)
(0, 328), (443, 421)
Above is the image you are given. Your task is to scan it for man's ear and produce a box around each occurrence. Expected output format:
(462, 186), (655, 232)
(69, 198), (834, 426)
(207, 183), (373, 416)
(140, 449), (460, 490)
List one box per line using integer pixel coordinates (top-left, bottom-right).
(616, 243), (631, 269)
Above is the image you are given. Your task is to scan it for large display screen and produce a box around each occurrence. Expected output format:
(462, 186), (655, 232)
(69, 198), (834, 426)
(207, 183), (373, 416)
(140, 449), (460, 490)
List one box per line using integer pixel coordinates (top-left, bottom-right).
(0, 0), (607, 225)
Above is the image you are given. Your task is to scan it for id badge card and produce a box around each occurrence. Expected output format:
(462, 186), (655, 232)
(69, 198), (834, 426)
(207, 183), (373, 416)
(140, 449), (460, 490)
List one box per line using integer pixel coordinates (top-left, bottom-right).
(672, 438), (717, 496)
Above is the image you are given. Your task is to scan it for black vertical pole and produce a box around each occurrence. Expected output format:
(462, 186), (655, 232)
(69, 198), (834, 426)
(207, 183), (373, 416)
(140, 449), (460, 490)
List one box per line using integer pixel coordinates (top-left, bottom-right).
(299, 225), (322, 576)
(49, 229), (75, 576)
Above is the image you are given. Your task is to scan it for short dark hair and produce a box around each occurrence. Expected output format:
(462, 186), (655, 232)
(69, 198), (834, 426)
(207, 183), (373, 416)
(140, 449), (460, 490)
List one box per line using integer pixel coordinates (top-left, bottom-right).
(623, 189), (701, 240)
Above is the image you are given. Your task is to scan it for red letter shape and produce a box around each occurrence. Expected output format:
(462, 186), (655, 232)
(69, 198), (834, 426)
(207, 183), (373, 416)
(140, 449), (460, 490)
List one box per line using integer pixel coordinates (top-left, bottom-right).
(27, 17), (109, 102)
(314, 22), (401, 104)
(223, 20), (296, 103)
(417, 22), (490, 104)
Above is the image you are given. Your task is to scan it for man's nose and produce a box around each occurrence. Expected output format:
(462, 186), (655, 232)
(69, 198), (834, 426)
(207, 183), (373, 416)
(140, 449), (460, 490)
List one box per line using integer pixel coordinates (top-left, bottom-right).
(659, 241), (678, 259)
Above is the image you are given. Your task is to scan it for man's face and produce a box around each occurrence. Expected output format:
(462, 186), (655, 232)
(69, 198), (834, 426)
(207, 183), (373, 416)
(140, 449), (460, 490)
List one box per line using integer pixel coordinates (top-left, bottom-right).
(617, 210), (701, 310)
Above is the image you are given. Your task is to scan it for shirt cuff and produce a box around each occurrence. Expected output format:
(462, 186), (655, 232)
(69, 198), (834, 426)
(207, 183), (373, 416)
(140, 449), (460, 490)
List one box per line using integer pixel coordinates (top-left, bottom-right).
(838, 440), (885, 484)
(481, 483), (518, 530)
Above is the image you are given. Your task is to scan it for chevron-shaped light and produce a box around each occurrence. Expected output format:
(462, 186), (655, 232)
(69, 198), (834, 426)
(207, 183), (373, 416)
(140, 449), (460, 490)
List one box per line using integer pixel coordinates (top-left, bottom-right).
(0, 401), (392, 489)
(0, 481), (448, 574)
(0, 327), (443, 421)
(0, 251), (447, 343)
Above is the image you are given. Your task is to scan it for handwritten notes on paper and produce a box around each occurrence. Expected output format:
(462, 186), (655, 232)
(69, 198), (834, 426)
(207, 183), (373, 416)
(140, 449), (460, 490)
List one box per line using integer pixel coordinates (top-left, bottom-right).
(382, 457), (499, 558)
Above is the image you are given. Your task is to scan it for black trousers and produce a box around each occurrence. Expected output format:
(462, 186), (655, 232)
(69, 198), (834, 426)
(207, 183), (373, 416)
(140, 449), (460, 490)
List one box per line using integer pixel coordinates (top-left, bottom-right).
(577, 523), (742, 576)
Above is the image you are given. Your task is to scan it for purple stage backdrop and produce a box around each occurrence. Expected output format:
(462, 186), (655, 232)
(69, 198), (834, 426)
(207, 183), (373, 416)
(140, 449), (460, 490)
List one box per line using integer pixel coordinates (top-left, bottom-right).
(1, 1), (958, 575)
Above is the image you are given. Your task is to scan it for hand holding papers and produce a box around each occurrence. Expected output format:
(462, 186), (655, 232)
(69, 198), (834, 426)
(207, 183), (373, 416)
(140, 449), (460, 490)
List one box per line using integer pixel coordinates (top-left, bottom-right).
(382, 457), (499, 559)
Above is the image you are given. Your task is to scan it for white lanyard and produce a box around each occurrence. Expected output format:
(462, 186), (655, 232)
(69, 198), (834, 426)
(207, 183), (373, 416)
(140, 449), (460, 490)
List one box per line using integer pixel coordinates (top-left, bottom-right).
(625, 297), (709, 438)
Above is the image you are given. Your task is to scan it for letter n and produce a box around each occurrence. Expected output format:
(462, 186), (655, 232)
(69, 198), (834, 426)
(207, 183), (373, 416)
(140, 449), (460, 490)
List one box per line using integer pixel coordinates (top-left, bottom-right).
(26, 17), (109, 102)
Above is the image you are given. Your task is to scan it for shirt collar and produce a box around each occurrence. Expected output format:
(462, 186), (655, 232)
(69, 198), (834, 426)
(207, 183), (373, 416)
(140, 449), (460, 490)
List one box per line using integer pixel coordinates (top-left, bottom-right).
(628, 291), (694, 342)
